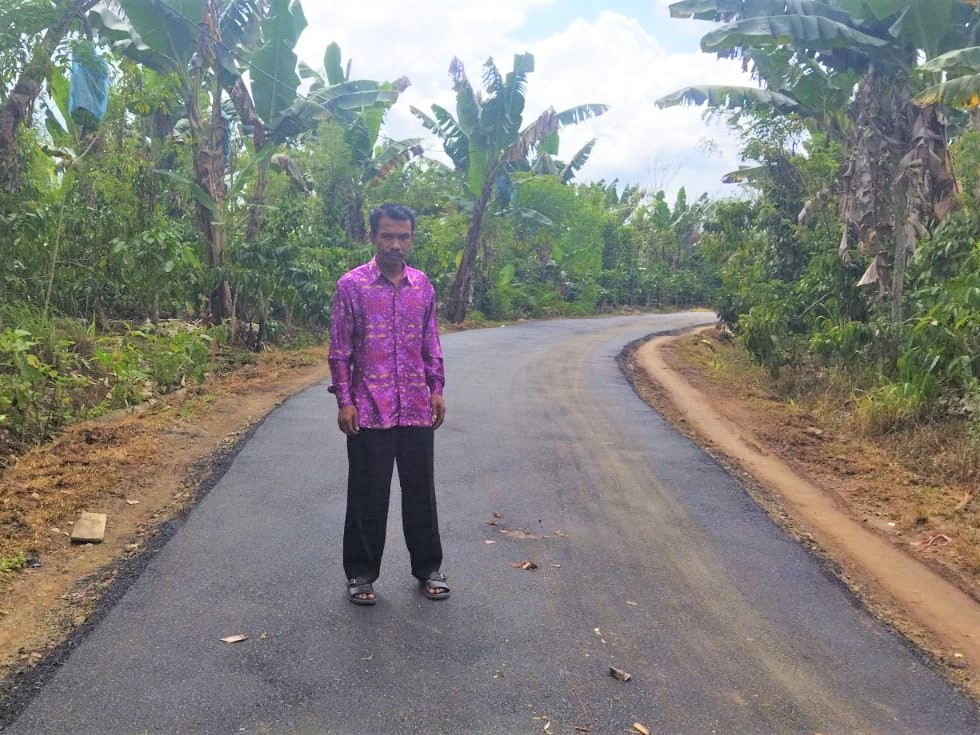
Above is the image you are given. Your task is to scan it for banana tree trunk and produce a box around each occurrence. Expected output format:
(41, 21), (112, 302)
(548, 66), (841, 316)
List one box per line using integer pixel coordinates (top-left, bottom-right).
(347, 189), (367, 242)
(446, 178), (494, 323)
(189, 3), (232, 322)
(227, 77), (267, 247)
(841, 68), (955, 323)
(193, 99), (232, 321)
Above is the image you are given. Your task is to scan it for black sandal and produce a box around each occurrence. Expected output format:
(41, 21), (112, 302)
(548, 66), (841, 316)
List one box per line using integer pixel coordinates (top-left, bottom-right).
(347, 578), (376, 606)
(419, 571), (450, 600)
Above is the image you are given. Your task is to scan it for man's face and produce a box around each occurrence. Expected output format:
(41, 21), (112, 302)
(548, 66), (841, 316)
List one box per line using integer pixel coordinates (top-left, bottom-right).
(371, 215), (414, 270)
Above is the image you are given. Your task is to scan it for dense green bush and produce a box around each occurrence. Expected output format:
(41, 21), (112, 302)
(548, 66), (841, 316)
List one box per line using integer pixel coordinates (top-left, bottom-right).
(0, 308), (224, 446)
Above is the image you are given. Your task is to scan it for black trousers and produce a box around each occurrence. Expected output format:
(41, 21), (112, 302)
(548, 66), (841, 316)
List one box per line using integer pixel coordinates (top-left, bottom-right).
(343, 427), (442, 583)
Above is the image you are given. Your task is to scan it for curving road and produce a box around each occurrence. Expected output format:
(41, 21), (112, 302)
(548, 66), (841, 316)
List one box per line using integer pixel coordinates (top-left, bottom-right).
(6, 313), (980, 734)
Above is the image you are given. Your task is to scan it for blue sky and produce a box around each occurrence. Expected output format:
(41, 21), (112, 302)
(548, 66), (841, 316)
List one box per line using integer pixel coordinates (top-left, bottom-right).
(296, 1), (755, 201)
(518, 0), (709, 52)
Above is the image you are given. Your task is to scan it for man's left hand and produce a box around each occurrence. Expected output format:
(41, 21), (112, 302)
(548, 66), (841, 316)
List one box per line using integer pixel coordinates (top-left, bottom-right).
(430, 394), (446, 430)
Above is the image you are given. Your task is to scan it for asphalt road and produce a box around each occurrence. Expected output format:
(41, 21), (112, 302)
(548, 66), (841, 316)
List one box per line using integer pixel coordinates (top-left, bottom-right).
(6, 312), (980, 734)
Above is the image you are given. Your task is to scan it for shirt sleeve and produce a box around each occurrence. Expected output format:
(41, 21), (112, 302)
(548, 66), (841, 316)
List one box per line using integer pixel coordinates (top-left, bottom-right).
(327, 281), (355, 407)
(422, 284), (445, 396)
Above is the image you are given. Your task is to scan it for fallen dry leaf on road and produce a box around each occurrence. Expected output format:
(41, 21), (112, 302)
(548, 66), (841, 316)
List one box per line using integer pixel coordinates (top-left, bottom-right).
(499, 528), (539, 540)
(220, 634), (248, 644)
(632, 722), (651, 735)
(532, 715), (552, 733)
(626, 600), (638, 606)
(512, 560), (538, 571)
(609, 666), (632, 682)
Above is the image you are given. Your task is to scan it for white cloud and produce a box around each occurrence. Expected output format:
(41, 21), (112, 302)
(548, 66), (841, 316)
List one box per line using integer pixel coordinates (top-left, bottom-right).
(295, 1), (755, 201)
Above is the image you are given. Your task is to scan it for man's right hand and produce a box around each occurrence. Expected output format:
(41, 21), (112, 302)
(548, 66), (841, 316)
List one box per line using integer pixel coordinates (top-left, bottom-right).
(338, 405), (360, 436)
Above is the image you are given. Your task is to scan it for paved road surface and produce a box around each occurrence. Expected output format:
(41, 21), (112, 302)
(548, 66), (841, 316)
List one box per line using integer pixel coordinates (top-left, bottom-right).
(6, 313), (980, 734)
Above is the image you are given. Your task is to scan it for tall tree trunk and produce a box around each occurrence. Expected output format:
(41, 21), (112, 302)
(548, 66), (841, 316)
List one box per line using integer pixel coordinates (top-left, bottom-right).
(189, 0), (232, 322)
(347, 188), (367, 242)
(841, 68), (956, 322)
(227, 77), (267, 247)
(446, 179), (494, 323)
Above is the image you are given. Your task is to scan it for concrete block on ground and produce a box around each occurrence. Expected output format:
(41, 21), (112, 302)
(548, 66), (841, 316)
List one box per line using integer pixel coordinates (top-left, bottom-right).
(71, 512), (107, 543)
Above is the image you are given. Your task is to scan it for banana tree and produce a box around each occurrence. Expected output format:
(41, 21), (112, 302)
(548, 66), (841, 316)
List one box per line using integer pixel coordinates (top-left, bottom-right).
(305, 42), (422, 242)
(664, 0), (970, 321)
(91, 0), (399, 325)
(90, 0), (261, 320)
(0, 0), (102, 193)
(412, 53), (608, 322)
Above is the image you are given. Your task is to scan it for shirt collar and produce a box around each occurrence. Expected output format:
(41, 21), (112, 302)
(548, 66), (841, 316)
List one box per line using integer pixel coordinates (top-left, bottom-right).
(368, 257), (415, 286)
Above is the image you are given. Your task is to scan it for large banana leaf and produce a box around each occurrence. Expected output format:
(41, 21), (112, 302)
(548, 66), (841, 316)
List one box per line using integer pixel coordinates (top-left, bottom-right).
(914, 75), (980, 107)
(481, 58), (506, 99)
(363, 139), (424, 185)
(918, 45), (980, 76)
(114, 0), (203, 76)
(211, 0), (268, 88)
(314, 81), (397, 111)
(555, 103), (609, 127)
(324, 41), (348, 85)
(481, 55), (532, 152)
(671, 0), (856, 23)
(346, 78), (404, 165)
(269, 81), (394, 142)
(494, 53), (534, 146)
(560, 138), (597, 184)
(468, 148), (492, 198)
(411, 105), (469, 172)
(221, 0), (264, 53)
(914, 46), (980, 107)
(701, 15), (889, 53)
(837, 0), (935, 23)
(250, 0), (306, 129)
(721, 165), (768, 183)
(669, 0), (737, 21)
(449, 57), (481, 139)
(656, 84), (802, 112)
(889, 1), (967, 59)
(506, 107), (559, 165)
(298, 60), (322, 88)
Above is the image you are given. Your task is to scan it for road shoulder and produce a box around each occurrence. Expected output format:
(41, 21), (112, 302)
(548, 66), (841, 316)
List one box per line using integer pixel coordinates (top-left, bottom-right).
(625, 327), (980, 699)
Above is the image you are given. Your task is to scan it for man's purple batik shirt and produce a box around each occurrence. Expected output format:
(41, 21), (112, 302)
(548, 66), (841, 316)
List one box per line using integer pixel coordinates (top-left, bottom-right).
(327, 258), (444, 429)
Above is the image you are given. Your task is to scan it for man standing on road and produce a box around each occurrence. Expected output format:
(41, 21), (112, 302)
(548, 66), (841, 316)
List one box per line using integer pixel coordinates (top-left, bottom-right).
(328, 203), (449, 606)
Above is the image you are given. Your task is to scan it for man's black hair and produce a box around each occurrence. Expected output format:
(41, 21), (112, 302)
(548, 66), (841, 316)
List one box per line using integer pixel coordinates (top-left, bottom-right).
(369, 203), (416, 235)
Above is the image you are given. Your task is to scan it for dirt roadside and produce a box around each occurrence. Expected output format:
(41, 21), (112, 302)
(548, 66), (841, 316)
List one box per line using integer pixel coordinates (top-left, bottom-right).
(1, 324), (979, 715)
(624, 327), (980, 699)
